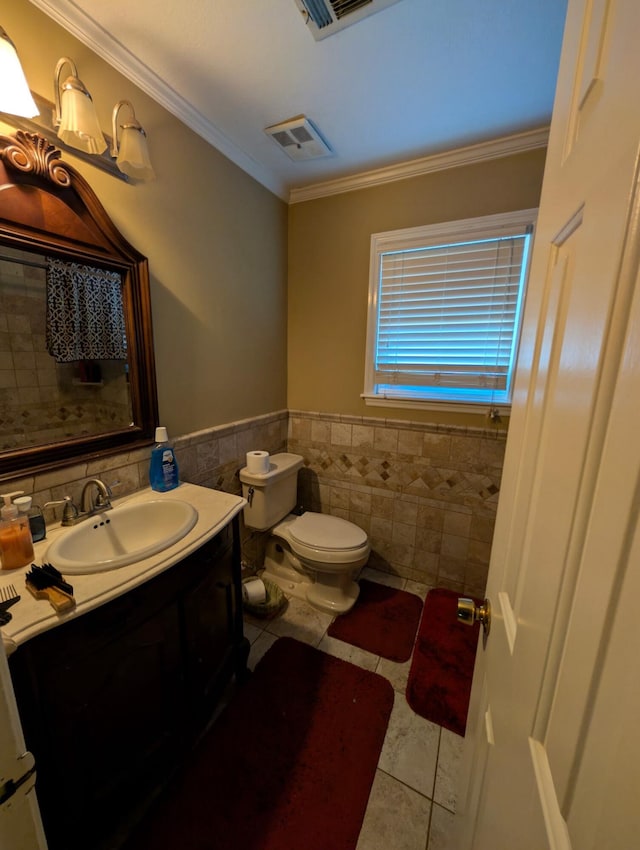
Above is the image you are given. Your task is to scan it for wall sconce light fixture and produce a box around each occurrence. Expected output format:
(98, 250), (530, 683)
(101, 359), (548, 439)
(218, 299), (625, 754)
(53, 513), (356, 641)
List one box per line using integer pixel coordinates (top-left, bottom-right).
(111, 100), (155, 181)
(1, 37), (152, 184)
(0, 25), (38, 118)
(54, 57), (106, 154)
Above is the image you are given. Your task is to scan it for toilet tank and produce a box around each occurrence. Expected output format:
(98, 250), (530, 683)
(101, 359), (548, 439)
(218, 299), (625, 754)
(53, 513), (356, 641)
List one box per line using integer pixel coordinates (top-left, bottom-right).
(239, 452), (304, 530)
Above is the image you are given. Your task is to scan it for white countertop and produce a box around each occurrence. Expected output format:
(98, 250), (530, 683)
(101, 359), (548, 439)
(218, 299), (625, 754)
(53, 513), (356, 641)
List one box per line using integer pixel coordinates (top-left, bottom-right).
(0, 482), (246, 654)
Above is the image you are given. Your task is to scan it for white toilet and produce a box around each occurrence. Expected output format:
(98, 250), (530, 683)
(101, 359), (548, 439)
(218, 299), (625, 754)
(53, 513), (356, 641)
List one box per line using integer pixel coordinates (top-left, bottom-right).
(239, 452), (369, 615)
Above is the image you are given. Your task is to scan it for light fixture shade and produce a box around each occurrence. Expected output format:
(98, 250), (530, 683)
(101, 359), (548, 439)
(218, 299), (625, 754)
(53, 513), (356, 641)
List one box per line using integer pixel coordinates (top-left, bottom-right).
(111, 101), (155, 182)
(58, 82), (106, 154)
(116, 125), (155, 181)
(0, 26), (38, 118)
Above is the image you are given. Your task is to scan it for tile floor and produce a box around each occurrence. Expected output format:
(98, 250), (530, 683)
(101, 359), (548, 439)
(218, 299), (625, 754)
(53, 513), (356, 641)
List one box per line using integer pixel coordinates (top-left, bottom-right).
(242, 566), (462, 850)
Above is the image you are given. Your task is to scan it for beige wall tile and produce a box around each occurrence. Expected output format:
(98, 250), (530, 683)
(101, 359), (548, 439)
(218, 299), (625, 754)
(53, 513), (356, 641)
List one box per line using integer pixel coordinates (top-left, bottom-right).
(330, 422), (353, 446)
(438, 555), (467, 585)
(411, 551), (439, 584)
(330, 486), (350, 510)
(418, 504), (446, 531)
(372, 492), (394, 518)
(470, 513), (496, 542)
(349, 511), (371, 534)
(371, 516), (394, 539)
(398, 429), (423, 456)
(289, 416), (311, 442)
(311, 419), (331, 444)
(423, 433), (451, 460)
(393, 499), (419, 525)
(218, 433), (238, 465)
(392, 521), (416, 547)
(415, 527), (441, 553)
(352, 424), (375, 449)
(443, 511), (472, 538)
(350, 489), (372, 515)
(441, 533), (469, 560)
(374, 426), (399, 453)
(468, 537), (492, 567)
(388, 543), (415, 568)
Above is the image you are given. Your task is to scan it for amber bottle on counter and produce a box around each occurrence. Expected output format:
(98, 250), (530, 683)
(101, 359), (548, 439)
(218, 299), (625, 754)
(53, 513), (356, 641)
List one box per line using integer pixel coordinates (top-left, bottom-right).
(0, 491), (35, 570)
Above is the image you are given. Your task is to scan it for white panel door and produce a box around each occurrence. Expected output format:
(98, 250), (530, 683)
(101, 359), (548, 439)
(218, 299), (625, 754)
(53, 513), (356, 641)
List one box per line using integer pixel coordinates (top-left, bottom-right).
(0, 638), (48, 850)
(457, 0), (640, 846)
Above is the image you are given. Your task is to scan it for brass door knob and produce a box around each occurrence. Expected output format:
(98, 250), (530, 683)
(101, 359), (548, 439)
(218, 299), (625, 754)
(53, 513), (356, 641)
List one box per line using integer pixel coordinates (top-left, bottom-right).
(457, 597), (491, 636)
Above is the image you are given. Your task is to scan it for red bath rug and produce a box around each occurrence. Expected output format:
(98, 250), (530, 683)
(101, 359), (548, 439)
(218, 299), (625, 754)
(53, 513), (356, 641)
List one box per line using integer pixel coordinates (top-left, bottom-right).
(327, 578), (423, 662)
(123, 636), (394, 850)
(406, 587), (480, 736)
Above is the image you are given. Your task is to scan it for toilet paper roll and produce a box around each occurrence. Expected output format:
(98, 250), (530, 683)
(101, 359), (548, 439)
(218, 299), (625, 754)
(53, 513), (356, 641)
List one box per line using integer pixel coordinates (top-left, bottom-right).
(242, 577), (267, 605)
(246, 450), (270, 474)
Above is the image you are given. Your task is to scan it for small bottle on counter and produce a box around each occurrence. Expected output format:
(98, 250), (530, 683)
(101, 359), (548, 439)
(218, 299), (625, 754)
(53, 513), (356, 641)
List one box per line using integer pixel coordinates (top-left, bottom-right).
(149, 426), (180, 492)
(0, 491), (35, 570)
(14, 495), (47, 543)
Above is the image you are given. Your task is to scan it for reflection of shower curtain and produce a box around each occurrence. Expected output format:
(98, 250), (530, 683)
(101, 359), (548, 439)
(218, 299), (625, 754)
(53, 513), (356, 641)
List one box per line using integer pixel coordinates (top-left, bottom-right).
(45, 258), (127, 363)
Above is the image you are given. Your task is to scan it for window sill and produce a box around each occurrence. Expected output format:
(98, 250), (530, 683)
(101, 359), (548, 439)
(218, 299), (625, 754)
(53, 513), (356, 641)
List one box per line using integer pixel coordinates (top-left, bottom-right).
(361, 393), (511, 417)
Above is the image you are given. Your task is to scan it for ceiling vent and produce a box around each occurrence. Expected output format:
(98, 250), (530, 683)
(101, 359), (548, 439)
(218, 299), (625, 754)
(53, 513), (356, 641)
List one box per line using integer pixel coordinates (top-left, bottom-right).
(294, 0), (406, 40)
(264, 116), (333, 162)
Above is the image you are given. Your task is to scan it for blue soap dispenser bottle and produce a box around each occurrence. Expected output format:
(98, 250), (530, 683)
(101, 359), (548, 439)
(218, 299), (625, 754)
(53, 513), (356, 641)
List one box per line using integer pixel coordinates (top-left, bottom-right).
(149, 426), (180, 492)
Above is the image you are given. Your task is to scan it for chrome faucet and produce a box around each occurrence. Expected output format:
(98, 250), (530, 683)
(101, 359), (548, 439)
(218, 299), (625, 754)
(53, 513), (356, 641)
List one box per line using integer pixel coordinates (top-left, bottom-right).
(81, 479), (113, 515)
(45, 479), (118, 526)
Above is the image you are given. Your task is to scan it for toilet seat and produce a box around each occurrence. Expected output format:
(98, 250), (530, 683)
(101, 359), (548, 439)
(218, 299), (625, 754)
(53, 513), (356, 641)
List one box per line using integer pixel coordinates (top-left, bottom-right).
(290, 512), (368, 550)
(272, 512), (370, 568)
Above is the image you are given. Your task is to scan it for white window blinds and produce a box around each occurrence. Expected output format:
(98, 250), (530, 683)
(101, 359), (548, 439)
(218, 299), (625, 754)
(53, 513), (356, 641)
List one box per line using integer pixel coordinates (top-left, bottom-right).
(364, 210), (536, 408)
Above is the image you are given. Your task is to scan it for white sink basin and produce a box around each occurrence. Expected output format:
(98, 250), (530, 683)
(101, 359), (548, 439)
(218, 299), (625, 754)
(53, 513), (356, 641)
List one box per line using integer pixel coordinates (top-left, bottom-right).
(46, 499), (198, 574)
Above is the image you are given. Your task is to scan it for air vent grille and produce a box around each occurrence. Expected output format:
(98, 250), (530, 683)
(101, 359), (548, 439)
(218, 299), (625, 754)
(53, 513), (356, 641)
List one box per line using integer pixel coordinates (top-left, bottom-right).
(302, 0), (333, 27)
(295, 0), (405, 40)
(265, 116), (332, 162)
(332, 0), (373, 21)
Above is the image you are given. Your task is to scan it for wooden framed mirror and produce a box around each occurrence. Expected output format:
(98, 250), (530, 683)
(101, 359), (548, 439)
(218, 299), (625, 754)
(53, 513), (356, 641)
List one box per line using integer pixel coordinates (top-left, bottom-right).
(0, 130), (158, 478)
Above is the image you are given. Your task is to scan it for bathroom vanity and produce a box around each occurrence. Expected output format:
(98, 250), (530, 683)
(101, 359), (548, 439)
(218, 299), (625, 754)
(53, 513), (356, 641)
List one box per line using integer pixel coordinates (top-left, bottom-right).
(0, 128), (250, 849)
(2, 484), (248, 850)
(0, 130), (252, 850)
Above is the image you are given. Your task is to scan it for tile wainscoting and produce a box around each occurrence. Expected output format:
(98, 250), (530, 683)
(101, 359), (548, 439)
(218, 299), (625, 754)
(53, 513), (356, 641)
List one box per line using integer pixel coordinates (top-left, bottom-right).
(3, 410), (288, 540)
(288, 410), (506, 597)
(3, 408), (505, 596)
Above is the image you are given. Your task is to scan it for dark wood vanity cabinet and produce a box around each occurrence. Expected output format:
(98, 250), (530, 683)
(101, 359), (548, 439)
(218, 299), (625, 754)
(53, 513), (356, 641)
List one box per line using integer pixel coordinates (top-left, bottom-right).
(9, 517), (248, 850)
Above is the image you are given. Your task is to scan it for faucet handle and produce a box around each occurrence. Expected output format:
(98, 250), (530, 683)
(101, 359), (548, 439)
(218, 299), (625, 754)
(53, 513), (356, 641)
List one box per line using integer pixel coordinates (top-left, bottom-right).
(44, 496), (79, 526)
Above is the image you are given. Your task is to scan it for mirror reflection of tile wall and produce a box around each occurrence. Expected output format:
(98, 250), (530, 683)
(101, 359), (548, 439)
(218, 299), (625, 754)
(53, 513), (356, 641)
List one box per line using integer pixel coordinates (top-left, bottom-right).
(0, 250), (132, 451)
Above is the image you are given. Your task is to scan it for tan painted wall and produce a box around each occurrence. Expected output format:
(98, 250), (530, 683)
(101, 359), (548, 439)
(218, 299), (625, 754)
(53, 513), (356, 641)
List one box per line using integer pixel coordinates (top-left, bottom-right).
(3, 0), (288, 439)
(287, 149), (547, 428)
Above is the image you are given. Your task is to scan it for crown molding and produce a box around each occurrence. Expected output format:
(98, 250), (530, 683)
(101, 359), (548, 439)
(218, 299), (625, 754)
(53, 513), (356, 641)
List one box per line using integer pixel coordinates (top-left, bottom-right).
(27, 0), (288, 200)
(288, 127), (550, 204)
(30, 1), (548, 206)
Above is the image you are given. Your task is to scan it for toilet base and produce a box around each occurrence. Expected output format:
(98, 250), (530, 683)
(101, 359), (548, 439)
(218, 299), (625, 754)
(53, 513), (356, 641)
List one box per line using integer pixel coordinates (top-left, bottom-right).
(262, 538), (360, 615)
(306, 573), (360, 615)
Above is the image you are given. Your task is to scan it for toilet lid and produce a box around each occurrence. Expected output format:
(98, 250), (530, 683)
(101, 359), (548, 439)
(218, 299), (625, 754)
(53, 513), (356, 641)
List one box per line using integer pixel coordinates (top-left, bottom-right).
(290, 513), (368, 551)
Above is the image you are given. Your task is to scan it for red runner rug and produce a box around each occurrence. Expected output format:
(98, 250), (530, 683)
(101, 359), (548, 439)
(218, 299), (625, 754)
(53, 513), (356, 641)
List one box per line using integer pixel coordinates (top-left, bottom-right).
(327, 579), (423, 662)
(406, 588), (480, 736)
(124, 637), (394, 850)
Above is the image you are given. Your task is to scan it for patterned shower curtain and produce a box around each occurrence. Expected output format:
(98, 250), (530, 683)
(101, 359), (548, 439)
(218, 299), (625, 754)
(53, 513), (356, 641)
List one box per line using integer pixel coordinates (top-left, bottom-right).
(45, 258), (127, 363)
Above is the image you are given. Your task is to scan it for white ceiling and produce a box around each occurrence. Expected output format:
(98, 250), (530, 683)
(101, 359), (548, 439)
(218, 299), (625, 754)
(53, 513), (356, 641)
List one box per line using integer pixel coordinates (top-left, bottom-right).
(31, 0), (568, 201)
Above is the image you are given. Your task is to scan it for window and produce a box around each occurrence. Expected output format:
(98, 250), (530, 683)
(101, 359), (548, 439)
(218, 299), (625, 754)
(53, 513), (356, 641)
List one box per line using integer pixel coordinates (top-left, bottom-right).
(363, 209), (537, 411)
